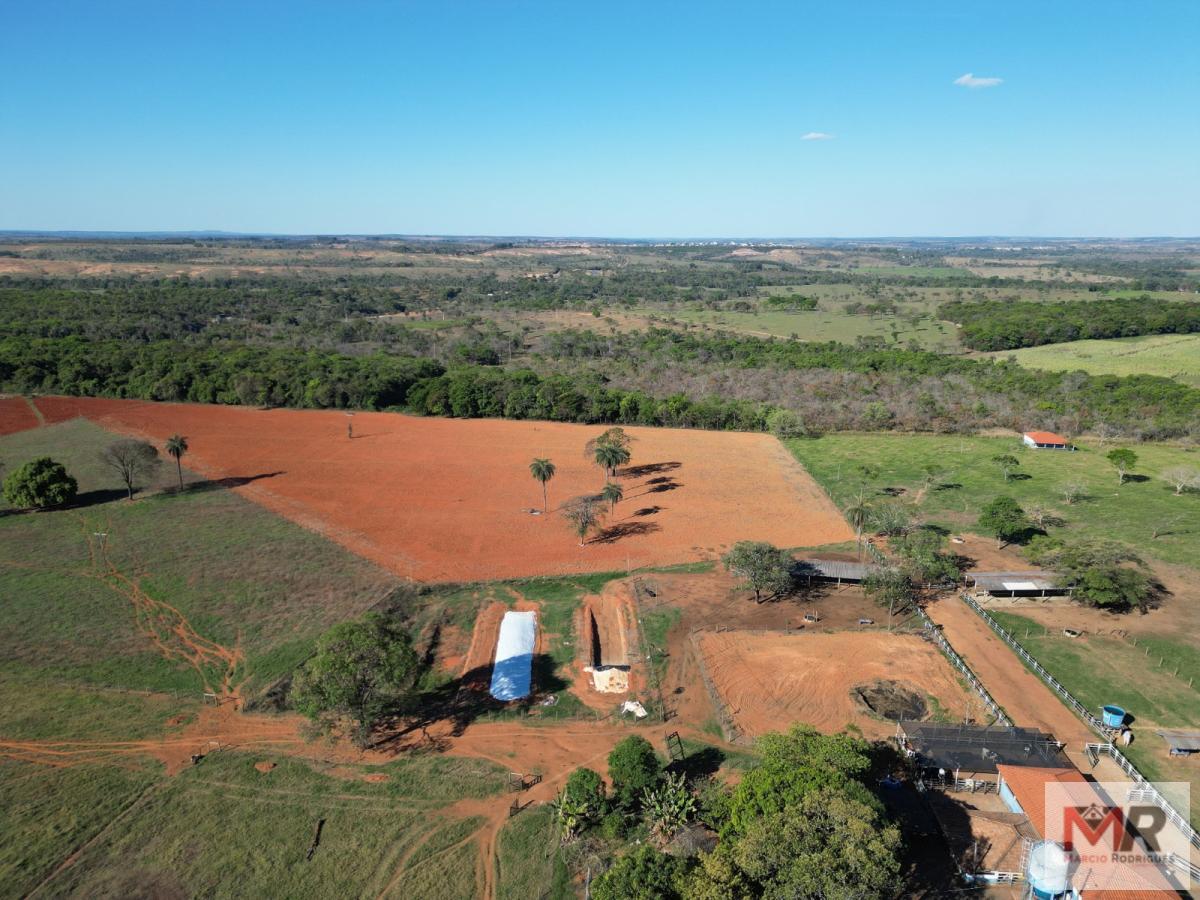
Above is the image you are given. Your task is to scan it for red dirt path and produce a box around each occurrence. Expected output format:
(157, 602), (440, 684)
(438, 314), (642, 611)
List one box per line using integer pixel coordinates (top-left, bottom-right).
(24, 396), (852, 582)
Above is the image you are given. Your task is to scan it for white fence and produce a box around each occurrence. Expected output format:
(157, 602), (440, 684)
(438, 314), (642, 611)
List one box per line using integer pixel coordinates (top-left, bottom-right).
(960, 594), (1200, 851)
(913, 604), (1010, 726)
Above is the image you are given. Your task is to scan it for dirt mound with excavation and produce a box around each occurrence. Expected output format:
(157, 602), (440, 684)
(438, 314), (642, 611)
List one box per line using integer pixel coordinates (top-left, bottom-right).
(694, 630), (972, 741)
(22, 396), (852, 582)
(851, 679), (928, 721)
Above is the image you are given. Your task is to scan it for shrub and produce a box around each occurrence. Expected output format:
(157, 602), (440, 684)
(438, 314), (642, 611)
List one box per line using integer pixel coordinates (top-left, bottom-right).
(2, 457), (78, 509)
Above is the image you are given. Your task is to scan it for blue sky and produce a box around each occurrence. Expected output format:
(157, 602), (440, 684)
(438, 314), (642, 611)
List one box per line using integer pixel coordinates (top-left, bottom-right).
(1, 1), (1197, 236)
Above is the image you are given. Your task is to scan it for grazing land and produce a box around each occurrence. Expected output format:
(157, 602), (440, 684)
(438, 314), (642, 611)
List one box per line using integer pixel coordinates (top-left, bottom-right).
(991, 333), (1200, 386)
(787, 433), (1200, 567)
(18, 396), (853, 581)
(988, 610), (1200, 823)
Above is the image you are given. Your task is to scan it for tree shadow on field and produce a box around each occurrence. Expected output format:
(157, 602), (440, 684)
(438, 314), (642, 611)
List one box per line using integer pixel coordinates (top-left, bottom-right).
(621, 461), (681, 478)
(632, 505), (663, 517)
(590, 520), (662, 545)
(373, 653), (569, 752)
(66, 488), (128, 509)
(190, 471), (284, 493)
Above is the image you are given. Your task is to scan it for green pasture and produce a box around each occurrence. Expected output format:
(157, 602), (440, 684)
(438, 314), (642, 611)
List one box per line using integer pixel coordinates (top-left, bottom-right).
(786, 433), (1200, 567)
(991, 333), (1200, 386)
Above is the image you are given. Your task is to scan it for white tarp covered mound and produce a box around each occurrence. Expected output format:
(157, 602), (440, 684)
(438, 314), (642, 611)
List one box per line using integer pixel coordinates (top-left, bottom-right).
(489, 611), (537, 701)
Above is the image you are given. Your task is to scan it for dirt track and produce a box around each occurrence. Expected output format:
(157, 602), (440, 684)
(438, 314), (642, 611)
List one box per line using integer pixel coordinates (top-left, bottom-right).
(923, 595), (1095, 749)
(694, 630), (973, 740)
(21, 396), (853, 582)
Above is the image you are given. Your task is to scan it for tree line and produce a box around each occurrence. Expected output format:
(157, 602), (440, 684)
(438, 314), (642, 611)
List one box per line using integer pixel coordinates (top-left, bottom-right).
(3, 332), (1197, 439)
(941, 296), (1200, 351)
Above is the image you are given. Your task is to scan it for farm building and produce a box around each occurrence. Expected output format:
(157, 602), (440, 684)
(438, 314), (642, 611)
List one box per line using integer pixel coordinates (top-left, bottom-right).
(898, 723), (1069, 783)
(1022, 430), (1073, 450)
(794, 558), (880, 585)
(995, 765), (1182, 897)
(1157, 729), (1200, 757)
(968, 571), (1069, 598)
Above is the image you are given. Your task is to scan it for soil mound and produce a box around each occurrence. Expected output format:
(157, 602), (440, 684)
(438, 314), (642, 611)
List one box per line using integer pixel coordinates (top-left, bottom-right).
(852, 679), (928, 722)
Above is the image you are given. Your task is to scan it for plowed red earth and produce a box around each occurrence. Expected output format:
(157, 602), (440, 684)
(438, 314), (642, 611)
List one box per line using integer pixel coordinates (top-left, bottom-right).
(0, 396), (39, 435)
(23, 397), (852, 582)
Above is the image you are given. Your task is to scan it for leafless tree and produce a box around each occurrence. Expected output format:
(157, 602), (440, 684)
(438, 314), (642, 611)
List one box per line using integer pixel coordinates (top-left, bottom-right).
(1059, 481), (1086, 505)
(1161, 466), (1200, 496)
(100, 439), (161, 500)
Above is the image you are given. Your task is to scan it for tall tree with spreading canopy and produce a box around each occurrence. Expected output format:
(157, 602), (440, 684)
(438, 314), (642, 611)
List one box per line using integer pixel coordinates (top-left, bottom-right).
(529, 457), (556, 512)
(100, 439), (161, 500)
(978, 496), (1032, 548)
(991, 454), (1021, 483)
(722, 541), (794, 603)
(607, 735), (662, 810)
(165, 434), (188, 492)
(1107, 448), (1138, 485)
(292, 613), (420, 747)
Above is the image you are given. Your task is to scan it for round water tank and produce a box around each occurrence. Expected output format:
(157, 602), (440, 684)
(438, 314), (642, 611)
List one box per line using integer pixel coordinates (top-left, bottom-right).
(1027, 840), (1072, 898)
(1101, 705), (1127, 728)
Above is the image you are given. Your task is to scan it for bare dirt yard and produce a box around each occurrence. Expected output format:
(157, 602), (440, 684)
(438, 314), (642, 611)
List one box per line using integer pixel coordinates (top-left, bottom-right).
(23, 396), (852, 581)
(693, 630), (974, 741)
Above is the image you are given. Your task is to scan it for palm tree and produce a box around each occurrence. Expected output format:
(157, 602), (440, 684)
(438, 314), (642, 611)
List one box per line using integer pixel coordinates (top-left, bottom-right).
(529, 458), (556, 512)
(165, 434), (189, 492)
(601, 481), (623, 513)
(844, 494), (872, 547)
(594, 443), (630, 479)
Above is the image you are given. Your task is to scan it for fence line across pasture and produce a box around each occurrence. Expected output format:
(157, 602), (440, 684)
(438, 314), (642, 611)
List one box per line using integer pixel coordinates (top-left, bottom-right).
(959, 593), (1200, 852)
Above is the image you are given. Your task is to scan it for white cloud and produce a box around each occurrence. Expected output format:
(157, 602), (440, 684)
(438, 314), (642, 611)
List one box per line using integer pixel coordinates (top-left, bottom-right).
(954, 72), (1003, 89)
(801, 132), (835, 141)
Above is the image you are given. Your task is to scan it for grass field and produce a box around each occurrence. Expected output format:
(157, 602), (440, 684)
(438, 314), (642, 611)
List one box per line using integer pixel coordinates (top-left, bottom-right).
(786, 433), (1200, 567)
(0, 419), (400, 702)
(989, 611), (1200, 823)
(631, 305), (961, 350)
(29, 752), (505, 899)
(990, 334), (1200, 386)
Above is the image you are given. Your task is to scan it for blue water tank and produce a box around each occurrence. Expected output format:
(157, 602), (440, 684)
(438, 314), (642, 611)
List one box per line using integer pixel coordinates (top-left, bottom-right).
(1102, 705), (1127, 728)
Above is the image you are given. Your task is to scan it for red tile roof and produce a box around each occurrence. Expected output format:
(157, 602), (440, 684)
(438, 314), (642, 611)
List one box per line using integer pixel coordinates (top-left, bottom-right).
(996, 765), (1179, 898)
(1024, 431), (1070, 444)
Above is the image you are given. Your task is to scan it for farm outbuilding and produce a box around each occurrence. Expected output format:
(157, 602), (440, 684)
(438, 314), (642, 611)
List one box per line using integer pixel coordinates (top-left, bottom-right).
(967, 571), (1069, 598)
(1157, 729), (1200, 757)
(794, 558), (880, 585)
(1022, 430), (1073, 450)
(898, 723), (1070, 782)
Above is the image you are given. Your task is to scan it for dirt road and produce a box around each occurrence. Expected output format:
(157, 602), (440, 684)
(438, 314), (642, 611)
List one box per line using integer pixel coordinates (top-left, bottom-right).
(923, 595), (1095, 749)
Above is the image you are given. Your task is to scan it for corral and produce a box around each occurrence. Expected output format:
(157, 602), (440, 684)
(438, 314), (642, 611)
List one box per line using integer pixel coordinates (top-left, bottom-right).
(692, 630), (976, 741)
(18, 396), (852, 582)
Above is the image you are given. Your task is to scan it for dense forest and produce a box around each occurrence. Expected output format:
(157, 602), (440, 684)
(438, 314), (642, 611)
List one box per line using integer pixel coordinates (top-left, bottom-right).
(942, 296), (1200, 351)
(2, 242), (1197, 441)
(3, 331), (1196, 439)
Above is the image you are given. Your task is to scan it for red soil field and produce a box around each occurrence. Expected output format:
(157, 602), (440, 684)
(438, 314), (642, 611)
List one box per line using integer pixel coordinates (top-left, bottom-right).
(694, 630), (974, 740)
(24, 397), (853, 582)
(0, 396), (40, 435)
